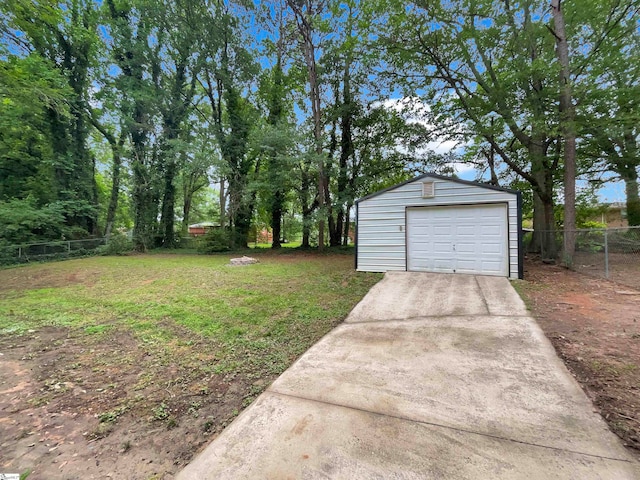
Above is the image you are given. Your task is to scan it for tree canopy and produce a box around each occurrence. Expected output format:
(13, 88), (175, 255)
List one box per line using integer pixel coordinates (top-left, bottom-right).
(1, 0), (638, 254)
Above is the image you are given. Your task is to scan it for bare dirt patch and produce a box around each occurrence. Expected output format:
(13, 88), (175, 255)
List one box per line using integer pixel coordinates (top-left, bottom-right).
(573, 251), (640, 291)
(0, 326), (252, 480)
(0, 266), (101, 294)
(516, 257), (640, 459)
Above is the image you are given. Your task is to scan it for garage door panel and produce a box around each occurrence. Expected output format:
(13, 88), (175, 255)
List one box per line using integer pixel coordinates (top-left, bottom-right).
(432, 209), (451, 218)
(456, 258), (477, 269)
(433, 258), (455, 271)
(407, 205), (508, 277)
(456, 213), (477, 222)
(433, 225), (451, 237)
(433, 242), (453, 253)
(481, 225), (501, 236)
(480, 260), (503, 275)
(456, 225), (475, 236)
(456, 242), (476, 254)
(482, 244), (501, 254)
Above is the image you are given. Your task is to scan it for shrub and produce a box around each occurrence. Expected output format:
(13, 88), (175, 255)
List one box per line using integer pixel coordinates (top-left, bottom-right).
(198, 228), (231, 253)
(101, 232), (133, 256)
(579, 220), (606, 230)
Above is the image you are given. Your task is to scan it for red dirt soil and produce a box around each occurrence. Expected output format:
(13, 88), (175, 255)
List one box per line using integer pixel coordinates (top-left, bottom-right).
(518, 257), (640, 459)
(0, 326), (253, 479)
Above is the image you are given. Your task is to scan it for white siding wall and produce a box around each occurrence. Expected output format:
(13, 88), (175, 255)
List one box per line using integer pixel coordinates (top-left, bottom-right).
(356, 176), (520, 279)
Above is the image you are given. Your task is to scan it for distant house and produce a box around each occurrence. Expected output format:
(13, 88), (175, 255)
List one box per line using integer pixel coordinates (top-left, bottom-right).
(256, 229), (273, 244)
(188, 222), (218, 237)
(593, 203), (628, 227)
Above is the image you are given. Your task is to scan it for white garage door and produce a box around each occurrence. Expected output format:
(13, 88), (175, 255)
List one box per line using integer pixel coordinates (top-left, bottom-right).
(407, 204), (508, 276)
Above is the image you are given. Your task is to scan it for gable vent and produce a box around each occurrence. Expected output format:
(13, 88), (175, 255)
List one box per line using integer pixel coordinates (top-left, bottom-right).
(422, 181), (435, 198)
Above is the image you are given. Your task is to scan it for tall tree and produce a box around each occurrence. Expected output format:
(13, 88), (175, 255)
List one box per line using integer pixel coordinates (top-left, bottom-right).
(578, 0), (640, 226)
(199, 1), (258, 247)
(255, 0), (301, 248)
(154, 1), (202, 247)
(177, 125), (217, 236)
(265, 46), (288, 248)
(375, 0), (561, 256)
(105, 0), (159, 250)
(0, 54), (67, 205)
(323, 0), (361, 246)
(550, 0), (577, 263)
(87, 115), (126, 239)
(3, 0), (100, 235)
(287, 0), (327, 250)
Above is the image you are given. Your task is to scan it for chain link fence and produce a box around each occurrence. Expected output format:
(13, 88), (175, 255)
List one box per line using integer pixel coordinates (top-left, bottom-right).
(526, 226), (640, 290)
(0, 237), (107, 266)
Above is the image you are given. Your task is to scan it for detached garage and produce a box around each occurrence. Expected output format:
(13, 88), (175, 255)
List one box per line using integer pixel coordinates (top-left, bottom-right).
(355, 173), (523, 279)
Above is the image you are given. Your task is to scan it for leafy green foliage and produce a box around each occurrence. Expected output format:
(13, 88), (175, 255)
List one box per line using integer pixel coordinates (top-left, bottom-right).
(0, 55), (69, 205)
(1, 0), (638, 250)
(198, 228), (232, 253)
(100, 232), (133, 256)
(0, 198), (66, 244)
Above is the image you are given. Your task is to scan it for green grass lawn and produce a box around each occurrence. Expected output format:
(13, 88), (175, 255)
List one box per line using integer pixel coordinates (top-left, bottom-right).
(0, 252), (380, 358)
(249, 240), (302, 249)
(0, 252), (381, 470)
(0, 251), (381, 408)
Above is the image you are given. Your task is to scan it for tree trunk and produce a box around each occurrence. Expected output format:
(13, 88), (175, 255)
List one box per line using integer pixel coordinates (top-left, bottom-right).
(342, 204), (352, 246)
(160, 157), (177, 247)
(301, 201), (312, 248)
(300, 172), (313, 249)
(325, 119), (338, 246)
(104, 138), (123, 239)
(268, 44), (285, 250)
(309, 44), (324, 251)
(131, 102), (153, 251)
(302, 221), (311, 248)
(182, 195), (192, 237)
(132, 164), (153, 251)
(487, 122), (499, 187)
(288, 1), (324, 251)
(219, 178), (226, 228)
(551, 0), (577, 265)
(332, 47), (354, 248)
(323, 175), (339, 247)
(229, 176), (251, 248)
(621, 127), (640, 226)
(623, 172), (640, 227)
(529, 136), (557, 259)
(271, 192), (283, 249)
(88, 117), (125, 240)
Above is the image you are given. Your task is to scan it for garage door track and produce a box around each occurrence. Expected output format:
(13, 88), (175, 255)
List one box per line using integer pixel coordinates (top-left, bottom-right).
(177, 272), (639, 479)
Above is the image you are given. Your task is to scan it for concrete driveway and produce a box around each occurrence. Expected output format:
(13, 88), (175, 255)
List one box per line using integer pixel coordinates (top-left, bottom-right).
(177, 272), (640, 479)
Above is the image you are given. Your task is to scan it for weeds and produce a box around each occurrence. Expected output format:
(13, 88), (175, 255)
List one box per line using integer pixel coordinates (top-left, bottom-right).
(98, 405), (128, 424)
(151, 403), (170, 421)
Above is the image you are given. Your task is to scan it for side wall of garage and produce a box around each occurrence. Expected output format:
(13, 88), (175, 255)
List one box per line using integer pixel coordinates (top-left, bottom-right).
(356, 175), (521, 279)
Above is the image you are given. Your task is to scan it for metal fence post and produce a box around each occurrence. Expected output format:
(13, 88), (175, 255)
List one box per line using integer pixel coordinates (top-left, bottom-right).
(604, 229), (609, 279)
(67, 241), (71, 253)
